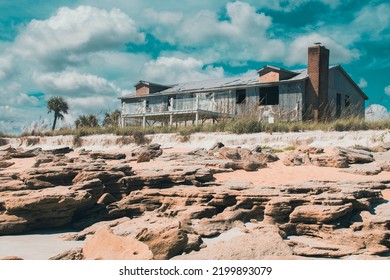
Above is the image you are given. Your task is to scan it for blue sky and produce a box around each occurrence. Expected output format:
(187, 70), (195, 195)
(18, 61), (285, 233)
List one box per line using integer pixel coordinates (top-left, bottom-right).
(0, 0), (389, 134)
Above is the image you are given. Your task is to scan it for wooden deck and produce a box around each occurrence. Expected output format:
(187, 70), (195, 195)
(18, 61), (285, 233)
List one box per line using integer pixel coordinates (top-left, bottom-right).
(121, 109), (234, 127)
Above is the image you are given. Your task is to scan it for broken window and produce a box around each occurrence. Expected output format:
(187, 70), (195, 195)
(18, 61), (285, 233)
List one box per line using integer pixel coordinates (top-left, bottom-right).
(236, 89), (246, 104)
(259, 86), (279, 105)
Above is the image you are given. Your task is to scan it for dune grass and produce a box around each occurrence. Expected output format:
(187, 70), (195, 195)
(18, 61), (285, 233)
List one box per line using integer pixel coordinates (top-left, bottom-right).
(2, 117), (390, 140)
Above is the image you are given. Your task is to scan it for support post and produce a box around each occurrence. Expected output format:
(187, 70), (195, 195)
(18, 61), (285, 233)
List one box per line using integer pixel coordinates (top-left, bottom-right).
(169, 114), (173, 126)
(170, 98), (174, 111)
(195, 95), (199, 125)
(143, 100), (147, 113)
(142, 116), (146, 128)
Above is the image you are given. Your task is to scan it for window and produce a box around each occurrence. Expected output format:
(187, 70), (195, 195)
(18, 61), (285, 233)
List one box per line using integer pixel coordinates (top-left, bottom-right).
(236, 89), (246, 104)
(259, 86), (279, 105)
(336, 93), (341, 117)
(345, 95), (350, 108)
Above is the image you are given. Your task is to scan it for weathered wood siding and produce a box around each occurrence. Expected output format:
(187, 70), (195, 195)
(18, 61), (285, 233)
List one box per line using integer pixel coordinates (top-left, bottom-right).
(278, 82), (304, 121)
(328, 68), (365, 118)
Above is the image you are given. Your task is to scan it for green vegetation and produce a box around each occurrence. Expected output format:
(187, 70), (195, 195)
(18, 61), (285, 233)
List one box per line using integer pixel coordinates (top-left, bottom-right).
(75, 114), (99, 128)
(47, 97), (69, 131)
(4, 116), (390, 139)
(102, 110), (121, 127)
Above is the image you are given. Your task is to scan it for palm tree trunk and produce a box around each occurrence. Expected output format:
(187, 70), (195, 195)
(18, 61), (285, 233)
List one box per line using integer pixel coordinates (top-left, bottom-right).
(52, 112), (58, 131)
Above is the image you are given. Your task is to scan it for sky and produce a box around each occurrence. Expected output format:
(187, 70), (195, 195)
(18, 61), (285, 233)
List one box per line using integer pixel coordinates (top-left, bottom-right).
(0, 0), (389, 134)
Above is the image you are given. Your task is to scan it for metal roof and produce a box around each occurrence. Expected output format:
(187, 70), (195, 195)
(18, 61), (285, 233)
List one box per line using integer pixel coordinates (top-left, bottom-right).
(119, 66), (343, 100)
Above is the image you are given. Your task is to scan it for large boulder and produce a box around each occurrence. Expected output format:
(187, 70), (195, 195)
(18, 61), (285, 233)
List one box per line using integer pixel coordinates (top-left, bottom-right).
(136, 223), (188, 260)
(83, 227), (153, 260)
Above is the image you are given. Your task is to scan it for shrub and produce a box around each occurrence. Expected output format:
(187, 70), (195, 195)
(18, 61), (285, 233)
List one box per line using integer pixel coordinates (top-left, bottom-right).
(72, 134), (82, 148)
(0, 138), (8, 146)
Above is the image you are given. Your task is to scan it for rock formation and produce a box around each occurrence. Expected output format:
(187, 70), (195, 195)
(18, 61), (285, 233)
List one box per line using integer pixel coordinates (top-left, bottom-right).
(0, 142), (389, 260)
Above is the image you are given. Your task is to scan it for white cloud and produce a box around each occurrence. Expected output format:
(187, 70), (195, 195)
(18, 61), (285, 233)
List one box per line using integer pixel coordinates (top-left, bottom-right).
(144, 1), (285, 64)
(17, 5), (144, 53)
(0, 55), (14, 80)
(141, 57), (224, 84)
(285, 33), (360, 66)
(10, 6), (145, 71)
(358, 78), (368, 89)
(385, 85), (390, 96)
(33, 71), (124, 97)
(365, 104), (390, 120)
(351, 3), (390, 40)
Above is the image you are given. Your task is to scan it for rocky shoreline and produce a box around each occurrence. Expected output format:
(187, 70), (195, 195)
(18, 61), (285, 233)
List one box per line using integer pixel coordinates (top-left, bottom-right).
(0, 134), (389, 260)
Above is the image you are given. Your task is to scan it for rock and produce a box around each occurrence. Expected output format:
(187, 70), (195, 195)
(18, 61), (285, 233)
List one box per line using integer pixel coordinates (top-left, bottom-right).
(290, 204), (353, 224)
(132, 144), (163, 160)
(136, 151), (151, 163)
(184, 234), (205, 253)
(136, 223), (188, 260)
(0, 256), (24, 260)
(283, 152), (310, 166)
(209, 142), (224, 151)
(90, 152), (126, 160)
(342, 164), (382, 176)
(97, 193), (117, 205)
(83, 227), (153, 260)
(0, 144), (13, 152)
(297, 146), (324, 154)
(187, 148), (208, 156)
(9, 148), (42, 158)
(381, 142), (390, 151)
(173, 224), (293, 260)
(336, 147), (374, 164)
(241, 161), (265, 171)
(311, 154), (349, 168)
(0, 161), (14, 168)
(251, 151), (279, 163)
(218, 147), (241, 160)
(378, 162), (390, 172)
(44, 147), (73, 155)
(0, 186), (94, 234)
(49, 248), (84, 260)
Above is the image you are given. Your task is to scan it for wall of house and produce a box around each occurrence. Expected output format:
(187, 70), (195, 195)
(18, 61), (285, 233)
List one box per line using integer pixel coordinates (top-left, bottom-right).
(135, 85), (149, 96)
(328, 68), (365, 119)
(220, 84), (304, 121)
(259, 72), (279, 83)
(278, 82), (304, 121)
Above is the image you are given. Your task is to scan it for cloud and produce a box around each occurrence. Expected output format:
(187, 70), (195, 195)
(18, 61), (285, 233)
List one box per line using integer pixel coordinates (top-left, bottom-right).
(0, 55), (14, 80)
(365, 104), (390, 120)
(143, 1), (285, 64)
(351, 3), (390, 40)
(33, 71), (126, 98)
(285, 33), (360, 66)
(141, 57), (224, 84)
(358, 78), (368, 89)
(385, 85), (390, 96)
(10, 6), (145, 71)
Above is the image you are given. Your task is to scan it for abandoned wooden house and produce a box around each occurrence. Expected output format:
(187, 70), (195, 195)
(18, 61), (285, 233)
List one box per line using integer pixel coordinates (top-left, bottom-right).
(119, 45), (368, 127)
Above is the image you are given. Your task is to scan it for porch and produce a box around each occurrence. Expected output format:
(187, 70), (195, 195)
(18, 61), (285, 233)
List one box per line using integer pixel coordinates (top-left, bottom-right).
(121, 96), (235, 127)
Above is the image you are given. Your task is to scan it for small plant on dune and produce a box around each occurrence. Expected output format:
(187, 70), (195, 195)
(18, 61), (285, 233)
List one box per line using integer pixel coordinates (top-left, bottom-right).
(72, 134), (82, 148)
(0, 137), (8, 146)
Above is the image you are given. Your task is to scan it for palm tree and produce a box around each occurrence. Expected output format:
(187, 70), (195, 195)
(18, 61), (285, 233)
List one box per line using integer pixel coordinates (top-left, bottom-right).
(75, 114), (99, 128)
(47, 97), (69, 131)
(102, 110), (121, 127)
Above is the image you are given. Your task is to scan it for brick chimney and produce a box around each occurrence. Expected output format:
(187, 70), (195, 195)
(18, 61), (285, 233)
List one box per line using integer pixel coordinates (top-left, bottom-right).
(306, 45), (330, 121)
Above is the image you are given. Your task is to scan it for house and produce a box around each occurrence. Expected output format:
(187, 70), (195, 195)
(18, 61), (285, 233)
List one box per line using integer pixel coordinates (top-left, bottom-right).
(119, 45), (368, 127)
